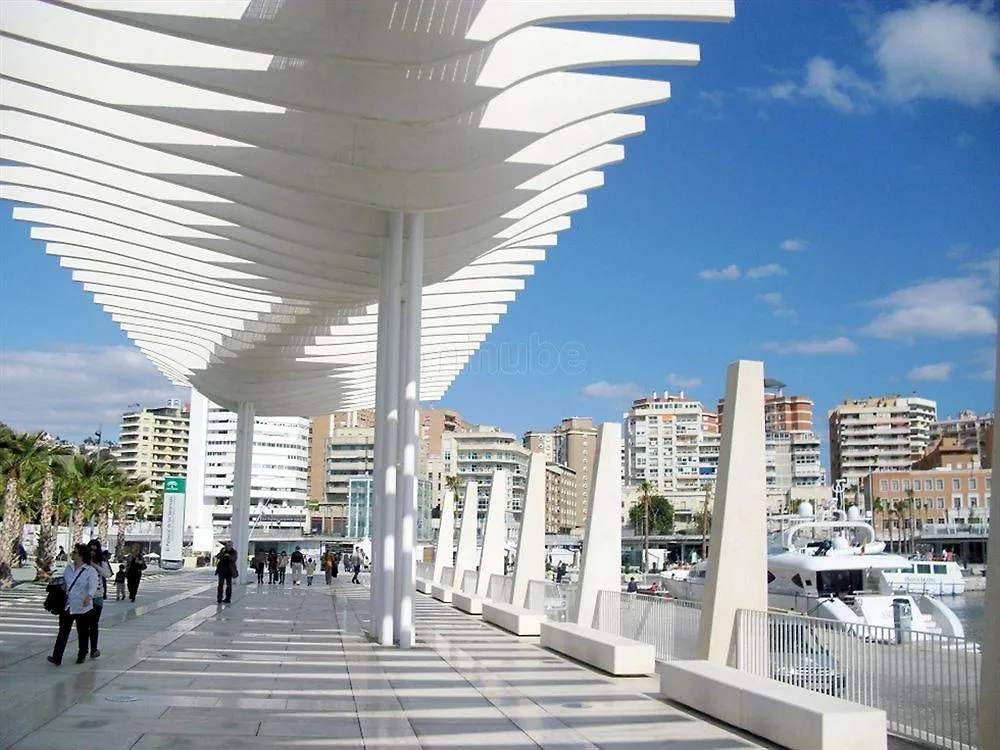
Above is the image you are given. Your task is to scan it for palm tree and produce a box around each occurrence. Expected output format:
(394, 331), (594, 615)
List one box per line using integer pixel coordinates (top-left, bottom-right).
(0, 428), (50, 587)
(34, 445), (72, 581)
(112, 475), (151, 559)
(637, 480), (653, 573)
(904, 487), (917, 556)
(871, 497), (889, 542)
(62, 454), (114, 544)
(891, 500), (909, 554)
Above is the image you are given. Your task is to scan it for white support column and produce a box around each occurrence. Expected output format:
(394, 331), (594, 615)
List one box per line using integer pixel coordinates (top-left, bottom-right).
(512, 453), (546, 607)
(573, 423), (622, 627)
(432, 488), (456, 583)
(394, 211), (423, 649)
(375, 211), (403, 647)
(185, 388), (213, 555)
(453, 481), (479, 588)
(979, 331), (999, 748)
(696, 360), (767, 664)
(372, 212), (401, 637)
(230, 400), (255, 585)
(476, 470), (508, 597)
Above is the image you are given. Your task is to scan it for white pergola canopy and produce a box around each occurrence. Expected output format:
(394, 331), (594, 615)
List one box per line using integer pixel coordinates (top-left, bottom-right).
(1, 0), (733, 415)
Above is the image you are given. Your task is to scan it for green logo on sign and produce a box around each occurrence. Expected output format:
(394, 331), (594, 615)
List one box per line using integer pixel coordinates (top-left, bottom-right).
(164, 477), (186, 493)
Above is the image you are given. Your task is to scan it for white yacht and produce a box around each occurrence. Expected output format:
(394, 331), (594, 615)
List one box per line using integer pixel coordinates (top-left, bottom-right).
(876, 559), (966, 596)
(661, 504), (965, 638)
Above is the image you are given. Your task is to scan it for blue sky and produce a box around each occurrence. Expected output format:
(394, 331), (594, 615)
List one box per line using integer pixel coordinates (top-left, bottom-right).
(1, 0), (998, 460)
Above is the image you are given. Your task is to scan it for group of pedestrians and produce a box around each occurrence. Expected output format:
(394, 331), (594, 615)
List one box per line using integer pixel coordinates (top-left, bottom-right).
(47, 540), (147, 667)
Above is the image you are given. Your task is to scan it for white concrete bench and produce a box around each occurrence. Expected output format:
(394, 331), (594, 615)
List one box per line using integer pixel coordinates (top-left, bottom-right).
(540, 621), (655, 676)
(452, 590), (485, 615)
(482, 602), (542, 636)
(430, 584), (454, 604)
(660, 660), (886, 750)
(415, 578), (434, 594)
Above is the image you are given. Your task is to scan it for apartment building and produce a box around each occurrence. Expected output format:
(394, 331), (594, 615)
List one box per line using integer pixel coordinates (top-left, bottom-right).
(623, 393), (719, 526)
(190, 399), (310, 536)
(863, 467), (991, 536)
(766, 431), (828, 512)
(307, 410), (375, 504)
(930, 410), (994, 469)
(319, 426), (376, 534)
(544, 462), (578, 534)
(453, 426), (530, 529)
(718, 392), (814, 433)
(524, 417), (598, 527)
(116, 400), (190, 489)
(828, 395), (938, 487)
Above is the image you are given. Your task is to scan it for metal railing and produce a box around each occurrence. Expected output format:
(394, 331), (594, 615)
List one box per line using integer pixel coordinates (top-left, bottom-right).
(416, 561), (433, 580)
(441, 567), (454, 587)
(488, 574), (514, 605)
(525, 580), (577, 623)
(734, 609), (981, 750)
(593, 591), (701, 661)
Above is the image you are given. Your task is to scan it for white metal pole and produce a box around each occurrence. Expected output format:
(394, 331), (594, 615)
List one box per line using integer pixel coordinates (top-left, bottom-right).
(231, 400), (255, 585)
(394, 212), (423, 648)
(376, 211), (404, 647)
(371, 213), (398, 635)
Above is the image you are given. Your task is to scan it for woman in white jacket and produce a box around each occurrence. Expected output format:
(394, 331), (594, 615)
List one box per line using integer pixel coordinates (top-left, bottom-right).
(87, 539), (113, 658)
(48, 543), (99, 666)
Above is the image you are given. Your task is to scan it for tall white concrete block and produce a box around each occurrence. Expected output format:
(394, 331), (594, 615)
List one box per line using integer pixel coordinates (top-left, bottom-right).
(477, 470), (508, 596)
(573, 423), (622, 627)
(432, 487), (456, 583)
(697, 360), (767, 664)
(980, 333), (999, 749)
(453, 481), (479, 589)
(185, 388), (213, 554)
(512, 453), (546, 607)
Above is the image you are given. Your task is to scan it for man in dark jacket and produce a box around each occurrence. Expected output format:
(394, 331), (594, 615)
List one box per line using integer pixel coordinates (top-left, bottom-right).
(215, 541), (237, 603)
(125, 544), (146, 602)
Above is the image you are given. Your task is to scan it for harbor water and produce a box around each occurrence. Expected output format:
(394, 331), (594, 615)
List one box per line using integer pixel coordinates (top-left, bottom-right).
(947, 590), (986, 644)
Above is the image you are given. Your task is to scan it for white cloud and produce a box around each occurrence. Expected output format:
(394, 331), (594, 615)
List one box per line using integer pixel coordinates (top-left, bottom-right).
(800, 56), (879, 114)
(758, 292), (784, 307)
(582, 381), (642, 400)
(699, 264), (741, 281)
(862, 274), (997, 340)
(971, 347), (997, 381)
(764, 337), (859, 355)
(780, 238), (808, 252)
(746, 263), (786, 279)
(875, 2), (1000, 105)
(667, 374), (703, 389)
(908, 362), (954, 382)
(947, 242), (970, 259)
(0, 345), (187, 442)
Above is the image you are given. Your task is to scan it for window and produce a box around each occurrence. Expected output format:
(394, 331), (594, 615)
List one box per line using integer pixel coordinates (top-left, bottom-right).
(969, 478), (977, 490)
(953, 478), (962, 490)
(880, 479), (889, 491)
(936, 498), (945, 508)
(953, 496), (962, 509)
(925, 479), (933, 490)
(891, 479), (900, 490)
(933, 564), (948, 575)
(903, 479), (911, 490)
(936, 479), (945, 490)
(970, 495), (979, 507)
(916, 564), (931, 574)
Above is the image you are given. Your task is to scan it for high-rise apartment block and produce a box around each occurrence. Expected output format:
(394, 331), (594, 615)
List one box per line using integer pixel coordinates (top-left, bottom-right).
(453, 426), (529, 529)
(930, 410), (994, 469)
(320, 427), (376, 534)
(623, 393), (719, 526)
(718, 392), (814, 433)
(766, 431), (827, 511)
(116, 400), (190, 488)
(829, 395), (938, 487)
(187, 392), (311, 539)
(544, 462), (578, 533)
(523, 418), (597, 527)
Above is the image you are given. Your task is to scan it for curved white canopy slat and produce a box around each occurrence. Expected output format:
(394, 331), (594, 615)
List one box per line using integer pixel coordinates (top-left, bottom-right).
(0, 0), (733, 415)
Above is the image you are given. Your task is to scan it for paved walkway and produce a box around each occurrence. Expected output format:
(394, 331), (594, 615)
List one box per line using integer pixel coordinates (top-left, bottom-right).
(0, 571), (786, 750)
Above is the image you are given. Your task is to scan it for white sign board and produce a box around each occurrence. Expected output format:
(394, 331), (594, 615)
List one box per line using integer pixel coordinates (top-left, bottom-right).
(161, 476), (186, 562)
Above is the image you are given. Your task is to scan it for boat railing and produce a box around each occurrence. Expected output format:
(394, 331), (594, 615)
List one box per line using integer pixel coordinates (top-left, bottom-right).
(734, 608), (981, 750)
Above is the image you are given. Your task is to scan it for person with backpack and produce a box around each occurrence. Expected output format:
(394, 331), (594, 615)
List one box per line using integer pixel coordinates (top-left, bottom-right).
(48, 543), (99, 666)
(124, 544), (147, 602)
(290, 546), (304, 586)
(215, 541), (237, 603)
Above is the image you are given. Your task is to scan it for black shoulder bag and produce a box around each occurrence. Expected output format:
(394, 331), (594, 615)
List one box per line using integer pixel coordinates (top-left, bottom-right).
(43, 568), (85, 615)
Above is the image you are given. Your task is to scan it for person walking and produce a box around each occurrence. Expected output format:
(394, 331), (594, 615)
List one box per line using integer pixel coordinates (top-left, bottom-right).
(48, 543), (98, 666)
(267, 549), (278, 584)
(215, 541), (237, 603)
(115, 564), (126, 600)
(323, 550), (334, 585)
(124, 544), (146, 602)
(86, 540), (112, 658)
(350, 548), (362, 585)
(56, 546), (67, 562)
(277, 551), (288, 585)
(290, 546), (304, 586)
(305, 557), (316, 586)
(253, 549), (266, 585)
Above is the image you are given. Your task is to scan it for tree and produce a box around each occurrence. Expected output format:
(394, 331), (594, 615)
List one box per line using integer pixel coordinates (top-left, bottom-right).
(636, 480), (652, 572)
(34, 445), (72, 581)
(891, 500), (909, 554)
(0, 428), (51, 587)
(904, 487), (917, 556)
(61, 454), (115, 544)
(629, 490), (675, 552)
